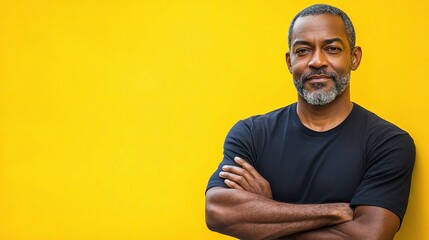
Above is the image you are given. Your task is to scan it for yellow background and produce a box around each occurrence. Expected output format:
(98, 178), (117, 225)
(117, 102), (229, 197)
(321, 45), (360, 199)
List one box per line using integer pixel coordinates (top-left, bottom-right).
(0, 0), (427, 239)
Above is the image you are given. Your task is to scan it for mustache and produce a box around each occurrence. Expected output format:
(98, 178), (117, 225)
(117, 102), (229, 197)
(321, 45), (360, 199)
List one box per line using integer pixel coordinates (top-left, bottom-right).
(301, 70), (339, 82)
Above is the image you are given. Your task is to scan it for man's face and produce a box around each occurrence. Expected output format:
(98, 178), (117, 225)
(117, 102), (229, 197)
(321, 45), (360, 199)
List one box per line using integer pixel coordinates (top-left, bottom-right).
(286, 14), (360, 105)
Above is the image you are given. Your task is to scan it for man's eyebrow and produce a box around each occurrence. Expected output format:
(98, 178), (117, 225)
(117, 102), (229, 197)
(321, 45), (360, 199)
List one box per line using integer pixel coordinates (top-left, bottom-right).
(323, 38), (345, 46)
(292, 40), (312, 48)
(292, 38), (346, 48)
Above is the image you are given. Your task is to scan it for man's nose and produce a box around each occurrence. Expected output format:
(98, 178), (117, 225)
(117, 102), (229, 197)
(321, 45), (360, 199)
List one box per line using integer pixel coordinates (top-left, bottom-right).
(308, 49), (327, 69)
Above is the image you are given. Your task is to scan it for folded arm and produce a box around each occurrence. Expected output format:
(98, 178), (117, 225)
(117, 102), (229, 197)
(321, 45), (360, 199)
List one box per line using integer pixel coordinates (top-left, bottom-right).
(283, 205), (399, 240)
(206, 157), (353, 240)
(211, 157), (400, 240)
(206, 187), (353, 240)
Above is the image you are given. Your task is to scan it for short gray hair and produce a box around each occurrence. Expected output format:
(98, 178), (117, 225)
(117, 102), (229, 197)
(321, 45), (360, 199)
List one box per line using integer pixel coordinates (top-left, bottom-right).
(288, 4), (356, 50)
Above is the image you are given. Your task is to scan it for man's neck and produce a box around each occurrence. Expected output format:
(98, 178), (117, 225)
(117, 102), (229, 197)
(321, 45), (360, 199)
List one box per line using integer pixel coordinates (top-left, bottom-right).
(296, 88), (353, 132)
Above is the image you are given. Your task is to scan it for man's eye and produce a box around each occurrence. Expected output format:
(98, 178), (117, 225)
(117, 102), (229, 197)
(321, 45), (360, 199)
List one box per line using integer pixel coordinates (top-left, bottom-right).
(325, 47), (341, 53)
(296, 49), (311, 56)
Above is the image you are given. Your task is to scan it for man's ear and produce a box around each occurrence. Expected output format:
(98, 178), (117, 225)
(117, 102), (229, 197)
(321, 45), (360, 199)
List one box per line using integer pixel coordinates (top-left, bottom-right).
(351, 46), (362, 71)
(286, 51), (292, 73)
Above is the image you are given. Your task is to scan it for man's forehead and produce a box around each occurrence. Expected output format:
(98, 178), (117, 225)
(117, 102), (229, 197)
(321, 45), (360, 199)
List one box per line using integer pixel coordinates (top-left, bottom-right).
(290, 14), (347, 45)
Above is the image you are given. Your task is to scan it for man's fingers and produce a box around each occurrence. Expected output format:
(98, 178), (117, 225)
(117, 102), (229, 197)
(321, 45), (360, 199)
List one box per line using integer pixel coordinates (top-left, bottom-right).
(221, 164), (255, 189)
(219, 171), (251, 190)
(222, 164), (248, 176)
(224, 179), (244, 190)
(234, 157), (264, 179)
(220, 157), (273, 199)
(233, 156), (273, 199)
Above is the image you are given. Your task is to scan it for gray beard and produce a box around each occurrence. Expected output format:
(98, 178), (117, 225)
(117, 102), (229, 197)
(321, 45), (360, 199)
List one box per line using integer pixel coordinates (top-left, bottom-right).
(293, 70), (351, 106)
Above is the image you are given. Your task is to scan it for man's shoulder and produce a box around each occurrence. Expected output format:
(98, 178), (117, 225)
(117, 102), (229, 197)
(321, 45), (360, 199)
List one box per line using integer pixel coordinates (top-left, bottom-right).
(241, 103), (296, 125)
(228, 103), (296, 138)
(353, 103), (414, 152)
(354, 103), (410, 136)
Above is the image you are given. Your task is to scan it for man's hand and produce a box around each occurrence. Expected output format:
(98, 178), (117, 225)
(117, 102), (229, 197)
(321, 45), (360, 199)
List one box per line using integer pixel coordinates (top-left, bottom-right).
(219, 156), (273, 199)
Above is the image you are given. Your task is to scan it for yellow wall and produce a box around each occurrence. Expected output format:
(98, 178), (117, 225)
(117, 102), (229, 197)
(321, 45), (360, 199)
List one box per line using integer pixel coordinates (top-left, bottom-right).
(0, 0), (427, 239)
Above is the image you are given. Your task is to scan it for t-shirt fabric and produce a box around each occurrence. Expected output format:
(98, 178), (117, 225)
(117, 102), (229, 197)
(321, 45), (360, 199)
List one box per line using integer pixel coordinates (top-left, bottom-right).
(206, 103), (415, 220)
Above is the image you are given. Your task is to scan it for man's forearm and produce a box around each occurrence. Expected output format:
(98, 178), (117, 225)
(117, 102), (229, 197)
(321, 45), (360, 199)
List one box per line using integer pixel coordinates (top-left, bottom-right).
(205, 187), (353, 240)
(283, 206), (400, 240)
(277, 224), (354, 240)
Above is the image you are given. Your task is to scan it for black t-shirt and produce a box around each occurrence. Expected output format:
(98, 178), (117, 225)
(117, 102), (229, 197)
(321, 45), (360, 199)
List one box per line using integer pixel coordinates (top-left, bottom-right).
(207, 103), (415, 220)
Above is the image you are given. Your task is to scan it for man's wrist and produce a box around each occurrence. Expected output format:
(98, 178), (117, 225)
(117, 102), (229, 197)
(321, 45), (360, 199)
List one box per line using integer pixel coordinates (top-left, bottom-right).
(327, 203), (353, 224)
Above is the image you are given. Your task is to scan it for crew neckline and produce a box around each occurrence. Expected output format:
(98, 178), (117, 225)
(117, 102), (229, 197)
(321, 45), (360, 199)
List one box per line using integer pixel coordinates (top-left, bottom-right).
(291, 102), (359, 137)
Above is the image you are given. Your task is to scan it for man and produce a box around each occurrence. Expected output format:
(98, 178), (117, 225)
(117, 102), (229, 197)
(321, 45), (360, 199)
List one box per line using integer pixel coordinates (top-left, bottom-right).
(205, 4), (415, 240)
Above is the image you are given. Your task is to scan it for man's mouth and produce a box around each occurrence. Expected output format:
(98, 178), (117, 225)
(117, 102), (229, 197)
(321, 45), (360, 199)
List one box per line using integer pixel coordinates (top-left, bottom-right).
(305, 75), (332, 83)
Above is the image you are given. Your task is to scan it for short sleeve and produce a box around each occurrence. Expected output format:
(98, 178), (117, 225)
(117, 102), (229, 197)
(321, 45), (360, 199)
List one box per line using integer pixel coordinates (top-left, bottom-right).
(350, 133), (416, 221)
(205, 120), (256, 192)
